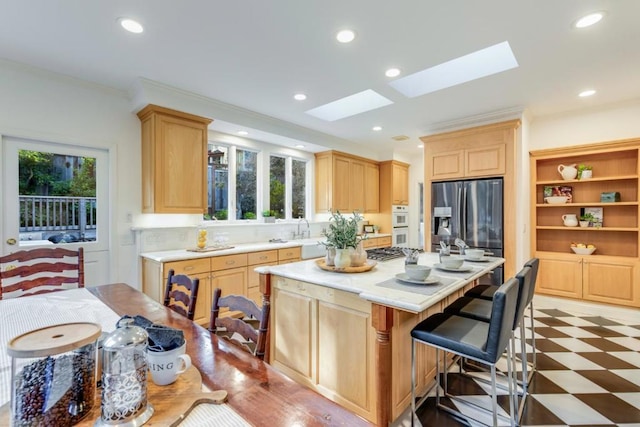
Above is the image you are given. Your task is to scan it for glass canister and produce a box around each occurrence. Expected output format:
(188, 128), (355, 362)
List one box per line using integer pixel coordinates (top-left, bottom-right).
(97, 318), (153, 426)
(8, 322), (102, 426)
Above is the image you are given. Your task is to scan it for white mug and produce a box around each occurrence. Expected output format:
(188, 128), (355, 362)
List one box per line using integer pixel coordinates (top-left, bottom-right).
(146, 343), (191, 386)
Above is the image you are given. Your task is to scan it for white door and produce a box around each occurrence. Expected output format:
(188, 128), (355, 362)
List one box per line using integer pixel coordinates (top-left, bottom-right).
(1, 136), (111, 285)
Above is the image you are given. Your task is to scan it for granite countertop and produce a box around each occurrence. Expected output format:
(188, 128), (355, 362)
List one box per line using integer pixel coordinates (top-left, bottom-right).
(139, 234), (392, 263)
(255, 252), (504, 314)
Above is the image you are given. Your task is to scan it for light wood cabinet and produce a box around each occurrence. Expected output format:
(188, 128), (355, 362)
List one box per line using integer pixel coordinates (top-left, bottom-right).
(380, 161), (409, 206)
(247, 250), (278, 306)
(137, 105), (212, 214)
(531, 139), (640, 307)
(271, 276), (377, 422)
(315, 151), (379, 213)
(362, 235), (392, 249)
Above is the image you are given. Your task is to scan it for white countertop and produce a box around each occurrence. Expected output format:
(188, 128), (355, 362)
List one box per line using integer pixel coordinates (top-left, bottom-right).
(139, 234), (392, 263)
(256, 253), (504, 314)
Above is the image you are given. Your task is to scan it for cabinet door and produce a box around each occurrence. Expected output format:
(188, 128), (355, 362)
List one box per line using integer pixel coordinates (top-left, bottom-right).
(349, 160), (366, 212)
(364, 162), (379, 213)
(247, 261), (277, 307)
(278, 247), (301, 263)
(272, 286), (314, 380)
(583, 258), (639, 307)
(465, 144), (506, 177)
(317, 299), (372, 413)
(211, 266), (248, 306)
(392, 164), (409, 205)
(428, 150), (464, 180)
(536, 256), (582, 298)
(191, 272), (211, 326)
(333, 156), (351, 212)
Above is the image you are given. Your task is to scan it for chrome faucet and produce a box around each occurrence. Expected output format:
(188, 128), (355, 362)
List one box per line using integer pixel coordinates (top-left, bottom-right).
(295, 218), (310, 240)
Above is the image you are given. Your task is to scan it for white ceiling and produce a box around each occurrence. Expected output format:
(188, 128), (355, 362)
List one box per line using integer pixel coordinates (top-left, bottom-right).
(1, 0), (639, 155)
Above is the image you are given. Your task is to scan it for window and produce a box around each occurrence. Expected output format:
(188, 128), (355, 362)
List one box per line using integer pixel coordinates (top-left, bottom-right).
(207, 145), (229, 220)
(292, 159), (306, 218)
(270, 156), (286, 219)
(236, 149), (257, 219)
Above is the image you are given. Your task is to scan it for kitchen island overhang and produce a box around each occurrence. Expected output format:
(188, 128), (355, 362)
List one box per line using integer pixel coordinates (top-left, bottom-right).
(256, 253), (504, 425)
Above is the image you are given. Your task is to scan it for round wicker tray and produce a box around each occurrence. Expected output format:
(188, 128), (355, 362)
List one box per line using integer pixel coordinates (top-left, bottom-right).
(315, 259), (377, 273)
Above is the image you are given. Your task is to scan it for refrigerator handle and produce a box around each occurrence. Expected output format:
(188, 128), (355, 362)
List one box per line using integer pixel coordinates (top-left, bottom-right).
(461, 185), (467, 241)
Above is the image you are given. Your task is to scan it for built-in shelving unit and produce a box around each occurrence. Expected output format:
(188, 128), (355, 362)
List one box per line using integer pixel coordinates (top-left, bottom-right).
(530, 139), (640, 307)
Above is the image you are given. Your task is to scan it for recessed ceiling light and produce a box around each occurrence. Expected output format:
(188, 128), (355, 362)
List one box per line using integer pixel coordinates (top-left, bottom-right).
(372, 126), (382, 131)
(118, 18), (144, 34)
(294, 93), (307, 101)
(336, 29), (355, 43)
(295, 144), (305, 149)
(574, 11), (605, 29)
(579, 89), (596, 97)
(418, 144), (424, 149)
(385, 68), (401, 78)
(237, 130), (248, 136)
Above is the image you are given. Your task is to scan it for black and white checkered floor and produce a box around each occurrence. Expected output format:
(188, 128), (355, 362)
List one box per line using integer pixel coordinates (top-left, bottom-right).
(411, 296), (640, 427)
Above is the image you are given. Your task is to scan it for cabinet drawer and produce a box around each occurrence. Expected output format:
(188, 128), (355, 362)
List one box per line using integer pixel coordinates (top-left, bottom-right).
(248, 250), (278, 265)
(211, 253), (247, 270)
(278, 247), (301, 261)
(363, 239), (378, 249)
(377, 236), (392, 247)
(164, 258), (210, 277)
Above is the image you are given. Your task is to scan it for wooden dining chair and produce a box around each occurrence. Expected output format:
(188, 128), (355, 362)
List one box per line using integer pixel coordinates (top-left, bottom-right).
(208, 288), (270, 360)
(0, 247), (84, 300)
(163, 269), (200, 321)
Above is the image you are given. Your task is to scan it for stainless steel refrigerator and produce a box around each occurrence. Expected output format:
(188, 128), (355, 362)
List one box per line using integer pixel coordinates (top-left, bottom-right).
(431, 178), (503, 286)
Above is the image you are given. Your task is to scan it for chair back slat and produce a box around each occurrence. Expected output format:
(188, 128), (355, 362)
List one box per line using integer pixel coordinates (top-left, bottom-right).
(209, 288), (270, 360)
(0, 247), (84, 299)
(163, 269), (200, 321)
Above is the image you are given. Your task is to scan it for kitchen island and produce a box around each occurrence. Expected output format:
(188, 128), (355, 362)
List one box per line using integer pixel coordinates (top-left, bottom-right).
(256, 253), (504, 426)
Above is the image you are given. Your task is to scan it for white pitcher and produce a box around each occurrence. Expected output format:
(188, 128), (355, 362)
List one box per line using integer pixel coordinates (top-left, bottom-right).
(562, 214), (578, 227)
(557, 164), (578, 180)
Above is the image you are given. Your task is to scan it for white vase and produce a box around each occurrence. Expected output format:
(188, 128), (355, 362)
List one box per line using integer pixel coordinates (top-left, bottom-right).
(334, 248), (351, 269)
(350, 241), (367, 267)
(325, 247), (336, 266)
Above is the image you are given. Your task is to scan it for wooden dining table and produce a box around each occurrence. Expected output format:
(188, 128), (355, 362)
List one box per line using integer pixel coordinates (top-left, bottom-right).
(89, 283), (372, 427)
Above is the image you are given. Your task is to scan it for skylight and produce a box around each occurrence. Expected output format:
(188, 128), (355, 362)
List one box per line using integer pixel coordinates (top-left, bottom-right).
(389, 41), (519, 98)
(305, 89), (393, 122)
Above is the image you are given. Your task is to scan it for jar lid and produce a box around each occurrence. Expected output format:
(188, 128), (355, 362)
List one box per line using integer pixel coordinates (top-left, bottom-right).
(7, 322), (102, 358)
(102, 317), (148, 350)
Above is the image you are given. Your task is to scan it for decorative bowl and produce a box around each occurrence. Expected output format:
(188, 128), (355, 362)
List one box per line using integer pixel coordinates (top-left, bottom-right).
(571, 246), (596, 255)
(404, 265), (431, 281)
(545, 196), (569, 204)
(440, 256), (464, 269)
(465, 249), (485, 260)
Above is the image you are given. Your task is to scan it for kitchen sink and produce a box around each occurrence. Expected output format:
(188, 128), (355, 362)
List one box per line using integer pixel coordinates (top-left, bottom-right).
(300, 241), (327, 260)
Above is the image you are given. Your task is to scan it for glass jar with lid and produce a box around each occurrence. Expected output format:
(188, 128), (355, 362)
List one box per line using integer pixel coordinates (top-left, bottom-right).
(97, 317), (153, 426)
(8, 322), (102, 426)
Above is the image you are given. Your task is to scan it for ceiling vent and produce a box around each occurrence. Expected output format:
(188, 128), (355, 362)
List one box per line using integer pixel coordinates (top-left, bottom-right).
(391, 135), (410, 141)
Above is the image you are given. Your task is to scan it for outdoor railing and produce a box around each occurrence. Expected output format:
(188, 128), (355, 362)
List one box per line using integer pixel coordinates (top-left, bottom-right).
(19, 195), (97, 237)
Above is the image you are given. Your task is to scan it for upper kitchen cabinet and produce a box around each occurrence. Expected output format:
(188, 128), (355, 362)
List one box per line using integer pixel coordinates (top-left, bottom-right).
(137, 104), (212, 213)
(421, 121), (517, 181)
(315, 151), (379, 213)
(530, 138), (640, 308)
(379, 161), (409, 206)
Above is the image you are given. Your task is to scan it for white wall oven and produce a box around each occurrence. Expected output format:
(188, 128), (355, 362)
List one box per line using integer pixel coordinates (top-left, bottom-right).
(392, 205), (409, 247)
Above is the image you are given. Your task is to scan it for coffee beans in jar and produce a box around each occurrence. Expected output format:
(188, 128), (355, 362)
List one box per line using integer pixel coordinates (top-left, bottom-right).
(8, 323), (102, 426)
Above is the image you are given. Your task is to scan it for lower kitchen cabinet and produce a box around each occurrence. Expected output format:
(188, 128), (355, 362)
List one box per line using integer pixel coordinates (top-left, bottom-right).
(362, 235), (392, 249)
(247, 250), (278, 306)
(537, 253), (639, 307)
(271, 277), (376, 421)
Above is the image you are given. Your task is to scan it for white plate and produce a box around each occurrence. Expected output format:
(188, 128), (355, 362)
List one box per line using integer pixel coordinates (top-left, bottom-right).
(433, 264), (474, 272)
(464, 256), (490, 262)
(395, 273), (440, 285)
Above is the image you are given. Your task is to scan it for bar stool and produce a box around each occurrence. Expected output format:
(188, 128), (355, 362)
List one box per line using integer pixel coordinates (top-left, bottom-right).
(410, 277), (520, 427)
(444, 265), (534, 420)
(465, 258), (539, 381)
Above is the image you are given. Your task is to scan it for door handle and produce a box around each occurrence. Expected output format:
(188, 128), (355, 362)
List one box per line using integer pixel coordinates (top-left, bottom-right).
(6, 238), (17, 245)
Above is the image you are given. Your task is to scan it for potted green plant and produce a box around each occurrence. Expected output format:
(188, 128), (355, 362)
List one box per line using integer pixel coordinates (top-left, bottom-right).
(262, 210), (276, 223)
(577, 164), (593, 180)
(323, 211), (363, 268)
(580, 212), (595, 227)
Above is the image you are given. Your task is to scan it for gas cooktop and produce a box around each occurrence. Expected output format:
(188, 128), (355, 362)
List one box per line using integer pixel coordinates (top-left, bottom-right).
(365, 247), (423, 262)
